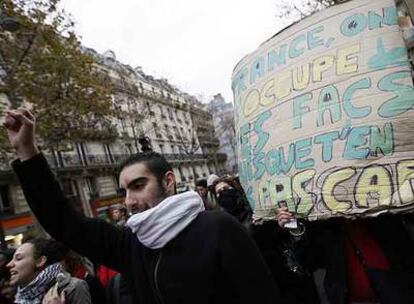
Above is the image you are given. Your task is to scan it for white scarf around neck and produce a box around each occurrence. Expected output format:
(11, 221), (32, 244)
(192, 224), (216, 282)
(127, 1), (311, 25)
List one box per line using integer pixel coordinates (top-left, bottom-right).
(126, 191), (205, 249)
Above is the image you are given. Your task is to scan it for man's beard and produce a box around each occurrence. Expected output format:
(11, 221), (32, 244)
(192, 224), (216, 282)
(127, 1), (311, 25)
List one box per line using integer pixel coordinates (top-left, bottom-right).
(153, 179), (168, 206)
(129, 180), (169, 215)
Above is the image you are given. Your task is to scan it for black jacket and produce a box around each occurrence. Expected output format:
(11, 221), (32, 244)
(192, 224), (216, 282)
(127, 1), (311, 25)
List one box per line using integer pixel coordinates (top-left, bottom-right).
(12, 154), (282, 304)
(250, 221), (319, 304)
(304, 216), (414, 304)
(106, 274), (133, 304)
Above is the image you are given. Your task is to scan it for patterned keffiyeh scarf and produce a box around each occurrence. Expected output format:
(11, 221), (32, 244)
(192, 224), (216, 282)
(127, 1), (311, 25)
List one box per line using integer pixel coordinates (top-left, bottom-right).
(15, 262), (63, 304)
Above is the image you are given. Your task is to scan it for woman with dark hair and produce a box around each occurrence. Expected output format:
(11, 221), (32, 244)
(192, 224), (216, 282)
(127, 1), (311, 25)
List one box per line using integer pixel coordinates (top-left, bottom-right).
(212, 177), (319, 303)
(212, 176), (253, 225)
(251, 215), (320, 304)
(6, 238), (91, 304)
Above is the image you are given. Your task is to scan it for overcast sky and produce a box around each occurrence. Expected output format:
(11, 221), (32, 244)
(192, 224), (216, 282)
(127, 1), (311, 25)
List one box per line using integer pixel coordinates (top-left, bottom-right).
(60, 0), (288, 103)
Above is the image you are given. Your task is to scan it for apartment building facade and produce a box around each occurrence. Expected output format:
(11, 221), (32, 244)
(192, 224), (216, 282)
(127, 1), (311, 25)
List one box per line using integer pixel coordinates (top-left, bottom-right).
(0, 49), (226, 248)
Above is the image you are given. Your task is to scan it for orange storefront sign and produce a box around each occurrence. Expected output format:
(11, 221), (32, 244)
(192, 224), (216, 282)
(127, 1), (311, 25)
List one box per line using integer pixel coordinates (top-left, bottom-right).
(1, 214), (33, 230)
(90, 195), (125, 216)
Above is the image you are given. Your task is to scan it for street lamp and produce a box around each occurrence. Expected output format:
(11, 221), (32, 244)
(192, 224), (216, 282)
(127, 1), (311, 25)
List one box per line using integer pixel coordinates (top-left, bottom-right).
(0, 8), (20, 32)
(138, 136), (152, 152)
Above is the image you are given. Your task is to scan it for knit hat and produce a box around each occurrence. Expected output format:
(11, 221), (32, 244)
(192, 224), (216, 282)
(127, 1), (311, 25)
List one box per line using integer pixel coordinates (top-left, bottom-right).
(207, 174), (219, 187)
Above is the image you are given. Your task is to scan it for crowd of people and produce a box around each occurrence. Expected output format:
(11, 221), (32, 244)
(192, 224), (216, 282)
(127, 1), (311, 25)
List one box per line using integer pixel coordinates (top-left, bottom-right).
(2, 108), (414, 304)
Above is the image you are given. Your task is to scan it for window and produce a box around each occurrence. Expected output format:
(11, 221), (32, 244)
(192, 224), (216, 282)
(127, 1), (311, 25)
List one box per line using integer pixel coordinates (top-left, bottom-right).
(75, 142), (88, 166)
(173, 126), (179, 138)
(123, 143), (131, 154)
(0, 186), (11, 214)
(176, 110), (182, 123)
(165, 125), (173, 140)
(159, 106), (166, 118)
(120, 117), (127, 132)
(164, 124), (170, 135)
(85, 177), (97, 198)
(104, 144), (114, 163)
(61, 179), (83, 212)
(146, 102), (154, 116)
(153, 122), (161, 138)
(178, 167), (185, 181)
(53, 150), (64, 168)
(167, 108), (173, 120)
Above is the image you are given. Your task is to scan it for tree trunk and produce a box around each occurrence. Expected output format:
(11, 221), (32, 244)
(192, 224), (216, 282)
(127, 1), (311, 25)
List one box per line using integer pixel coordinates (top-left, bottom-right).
(405, 0), (414, 21)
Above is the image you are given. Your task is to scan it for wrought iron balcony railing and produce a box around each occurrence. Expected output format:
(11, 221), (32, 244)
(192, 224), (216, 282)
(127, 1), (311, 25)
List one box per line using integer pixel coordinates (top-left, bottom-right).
(0, 152), (228, 172)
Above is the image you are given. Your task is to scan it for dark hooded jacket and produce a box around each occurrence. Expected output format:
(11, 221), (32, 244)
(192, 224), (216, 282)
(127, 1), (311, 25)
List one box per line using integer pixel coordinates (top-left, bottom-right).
(301, 216), (414, 304)
(12, 154), (282, 304)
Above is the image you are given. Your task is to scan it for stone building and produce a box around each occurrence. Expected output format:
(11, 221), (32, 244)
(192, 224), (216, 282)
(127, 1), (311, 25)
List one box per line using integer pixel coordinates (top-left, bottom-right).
(397, 0), (414, 62)
(0, 49), (226, 247)
(208, 94), (237, 173)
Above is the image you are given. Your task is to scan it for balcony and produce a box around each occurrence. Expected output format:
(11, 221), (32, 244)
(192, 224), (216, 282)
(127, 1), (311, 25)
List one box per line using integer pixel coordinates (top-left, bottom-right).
(111, 81), (140, 95)
(41, 153), (131, 171)
(217, 153), (227, 162)
(112, 154), (129, 163)
(162, 153), (208, 162)
(86, 154), (110, 165)
(0, 152), (228, 176)
(121, 131), (130, 138)
(44, 154), (81, 168)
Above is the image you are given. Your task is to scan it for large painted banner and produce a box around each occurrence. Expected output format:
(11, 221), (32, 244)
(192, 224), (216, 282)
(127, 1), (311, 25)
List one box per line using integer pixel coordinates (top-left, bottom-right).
(232, 0), (414, 221)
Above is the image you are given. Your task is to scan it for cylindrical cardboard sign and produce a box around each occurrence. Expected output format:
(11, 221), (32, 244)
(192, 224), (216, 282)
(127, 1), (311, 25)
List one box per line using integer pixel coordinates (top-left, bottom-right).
(232, 0), (414, 221)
